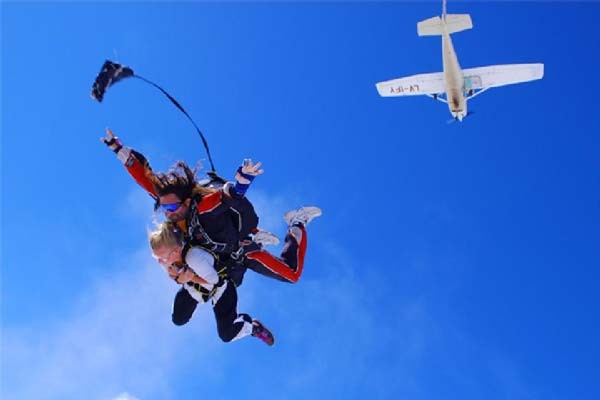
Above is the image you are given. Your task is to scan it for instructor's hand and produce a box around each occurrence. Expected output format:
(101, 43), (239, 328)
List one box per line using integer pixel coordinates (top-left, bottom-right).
(100, 128), (123, 152)
(236, 159), (264, 184)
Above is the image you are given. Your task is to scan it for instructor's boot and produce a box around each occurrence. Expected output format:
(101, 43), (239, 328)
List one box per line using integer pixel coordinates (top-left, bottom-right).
(284, 206), (322, 228)
(253, 230), (280, 247)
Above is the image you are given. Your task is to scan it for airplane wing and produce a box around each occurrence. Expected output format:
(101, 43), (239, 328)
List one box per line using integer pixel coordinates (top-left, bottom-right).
(376, 72), (445, 97)
(462, 63), (544, 91)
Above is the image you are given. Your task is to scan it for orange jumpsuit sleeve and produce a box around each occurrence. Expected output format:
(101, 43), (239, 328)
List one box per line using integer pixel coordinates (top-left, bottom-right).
(116, 147), (158, 199)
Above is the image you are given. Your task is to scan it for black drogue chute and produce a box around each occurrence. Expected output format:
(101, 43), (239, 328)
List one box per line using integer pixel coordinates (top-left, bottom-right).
(90, 60), (134, 102)
(90, 60), (219, 177)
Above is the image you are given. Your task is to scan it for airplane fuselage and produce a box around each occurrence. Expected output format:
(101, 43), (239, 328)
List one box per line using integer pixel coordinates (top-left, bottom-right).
(376, 1), (544, 122)
(441, 25), (468, 121)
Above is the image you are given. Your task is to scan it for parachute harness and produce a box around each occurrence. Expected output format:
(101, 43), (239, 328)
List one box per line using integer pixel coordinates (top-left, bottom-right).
(181, 242), (229, 302)
(186, 196), (242, 256)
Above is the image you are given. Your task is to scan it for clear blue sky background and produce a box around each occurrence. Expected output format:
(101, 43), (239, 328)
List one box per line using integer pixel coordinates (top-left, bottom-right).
(2, 1), (599, 399)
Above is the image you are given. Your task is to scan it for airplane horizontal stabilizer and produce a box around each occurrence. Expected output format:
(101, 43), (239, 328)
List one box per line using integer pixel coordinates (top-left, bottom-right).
(417, 14), (472, 36)
(376, 72), (445, 97)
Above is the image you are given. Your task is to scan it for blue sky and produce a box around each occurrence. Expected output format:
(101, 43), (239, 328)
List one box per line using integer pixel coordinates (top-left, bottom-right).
(2, 1), (599, 399)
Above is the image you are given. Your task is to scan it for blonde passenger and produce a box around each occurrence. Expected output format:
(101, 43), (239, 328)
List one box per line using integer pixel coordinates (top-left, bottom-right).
(149, 221), (275, 346)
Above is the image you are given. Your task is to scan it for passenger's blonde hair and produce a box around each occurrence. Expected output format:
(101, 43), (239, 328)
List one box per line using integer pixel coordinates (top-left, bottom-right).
(148, 221), (184, 251)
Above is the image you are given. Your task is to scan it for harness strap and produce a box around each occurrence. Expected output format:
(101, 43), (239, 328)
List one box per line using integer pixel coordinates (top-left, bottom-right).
(186, 279), (226, 302)
(180, 242), (231, 302)
(181, 242), (229, 277)
(187, 197), (240, 254)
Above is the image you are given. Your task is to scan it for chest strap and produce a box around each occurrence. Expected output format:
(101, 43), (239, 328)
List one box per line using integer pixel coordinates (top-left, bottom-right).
(187, 196), (239, 255)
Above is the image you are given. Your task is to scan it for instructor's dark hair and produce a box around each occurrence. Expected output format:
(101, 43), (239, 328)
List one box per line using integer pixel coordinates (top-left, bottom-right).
(148, 161), (215, 202)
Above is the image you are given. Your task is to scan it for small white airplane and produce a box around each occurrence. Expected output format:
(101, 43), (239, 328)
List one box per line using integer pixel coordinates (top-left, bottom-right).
(375, 0), (544, 122)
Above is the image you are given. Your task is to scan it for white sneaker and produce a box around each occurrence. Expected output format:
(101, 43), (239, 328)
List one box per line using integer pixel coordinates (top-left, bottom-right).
(284, 206), (322, 227)
(253, 230), (280, 246)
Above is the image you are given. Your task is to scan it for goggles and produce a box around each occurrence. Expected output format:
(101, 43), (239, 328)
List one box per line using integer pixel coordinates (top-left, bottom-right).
(161, 202), (183, 212)
(154, 247), (180, 265)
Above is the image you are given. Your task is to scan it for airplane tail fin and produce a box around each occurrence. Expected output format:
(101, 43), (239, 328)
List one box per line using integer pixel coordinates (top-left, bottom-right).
(417, 14), (473, 36)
